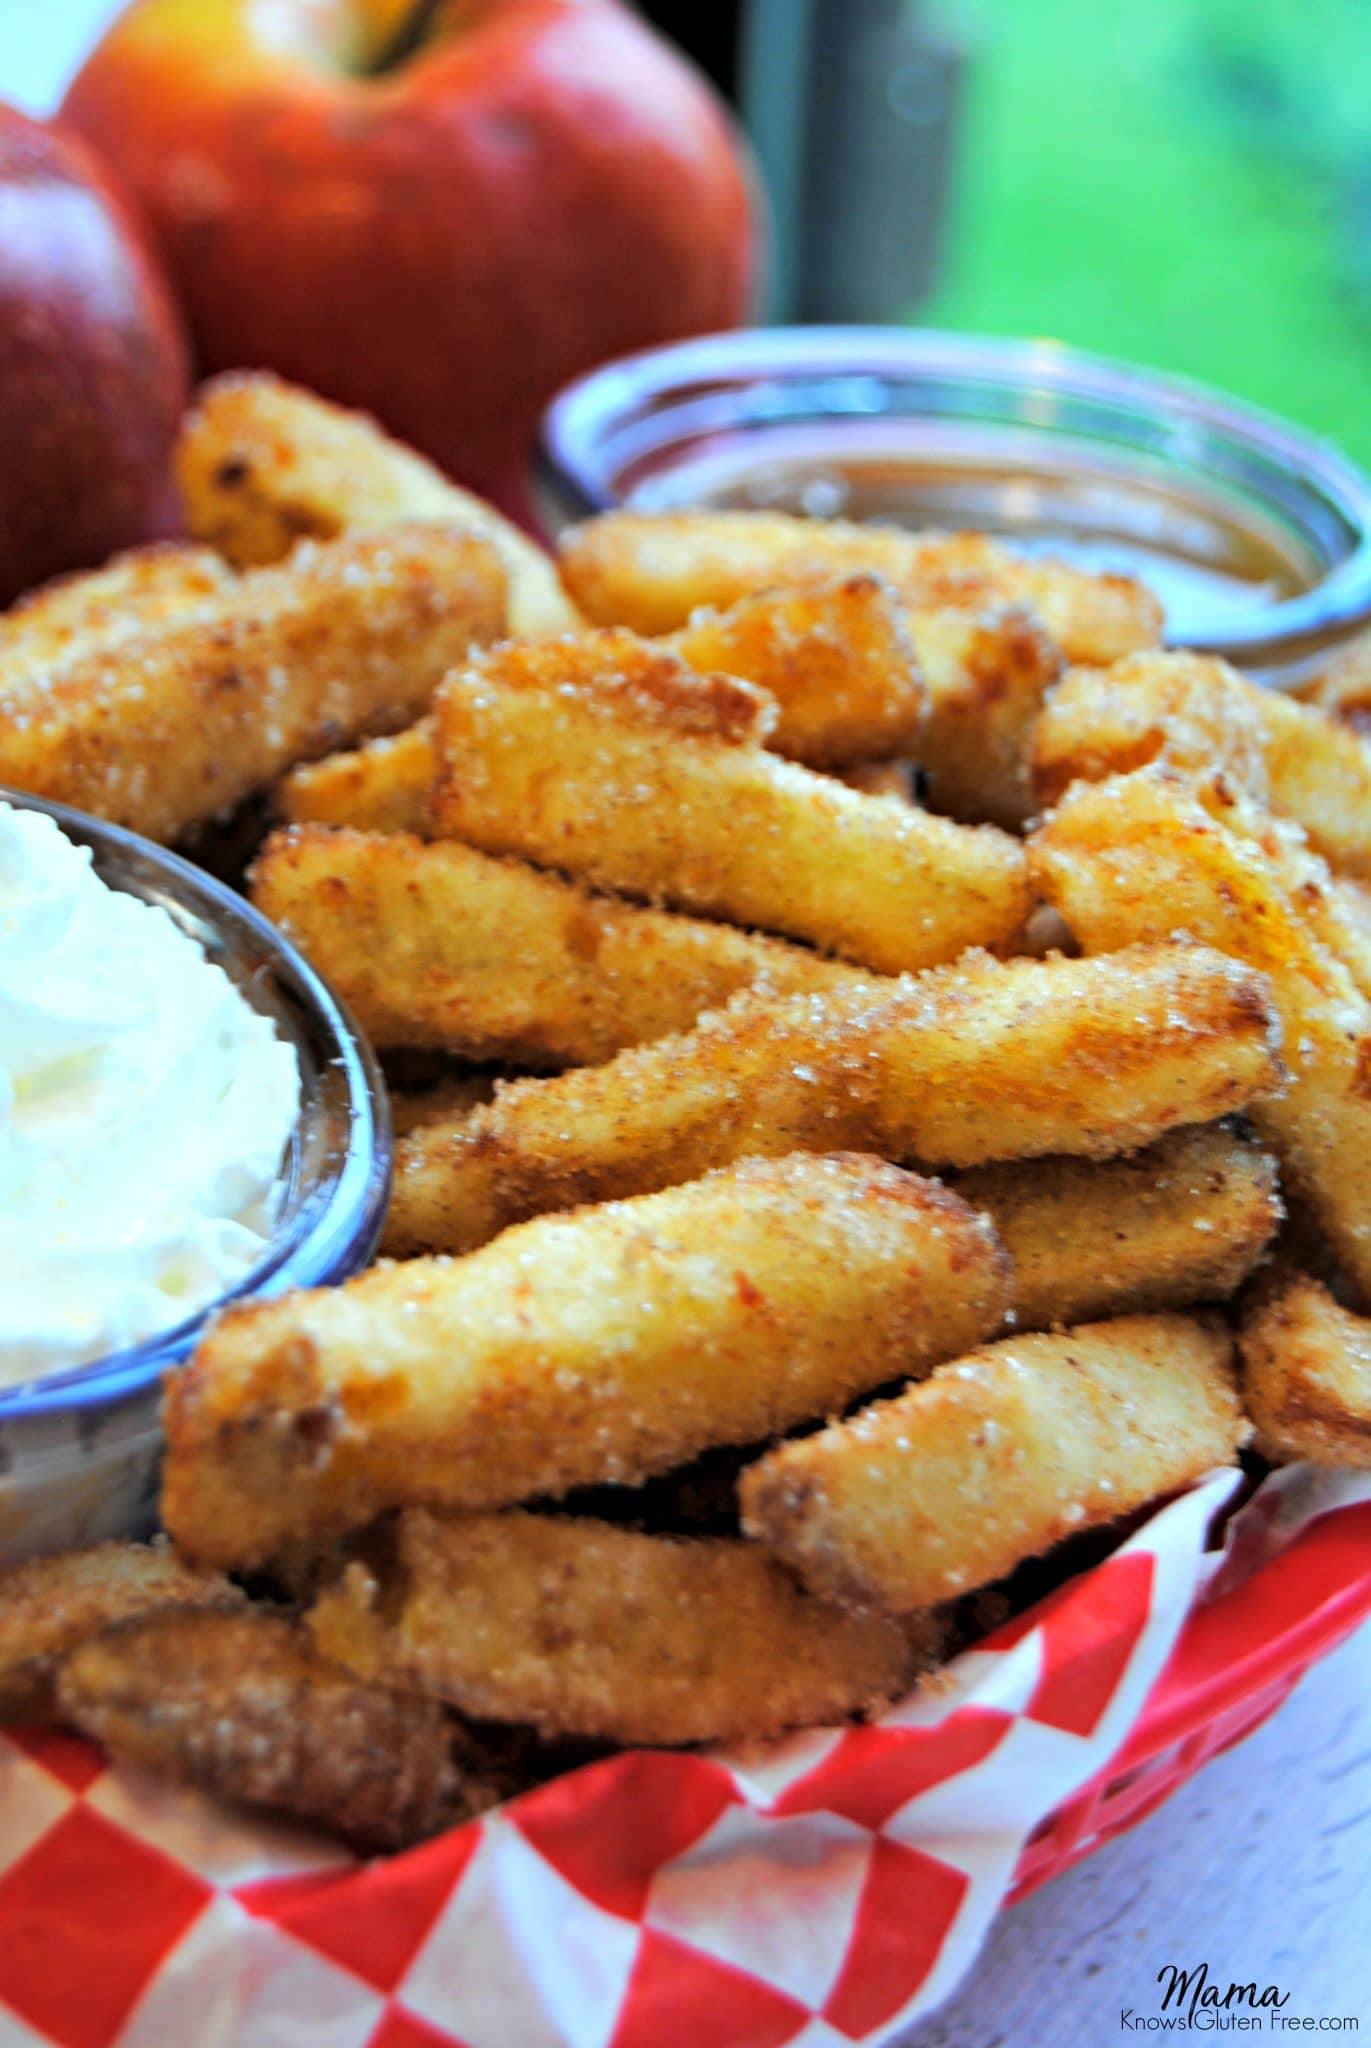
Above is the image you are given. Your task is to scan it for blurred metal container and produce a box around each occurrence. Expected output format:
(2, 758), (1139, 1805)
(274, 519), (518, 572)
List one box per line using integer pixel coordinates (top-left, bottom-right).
(739, 0), (963, 321)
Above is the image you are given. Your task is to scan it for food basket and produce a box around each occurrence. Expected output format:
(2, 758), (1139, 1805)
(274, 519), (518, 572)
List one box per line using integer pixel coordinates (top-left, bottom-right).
(3, 1468), (1368, 2047)
(1008, 1478), (1371, 1901)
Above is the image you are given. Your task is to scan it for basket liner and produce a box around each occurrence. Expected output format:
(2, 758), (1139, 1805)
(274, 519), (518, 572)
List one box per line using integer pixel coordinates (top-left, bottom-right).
(1, 1463), (1369, 2048)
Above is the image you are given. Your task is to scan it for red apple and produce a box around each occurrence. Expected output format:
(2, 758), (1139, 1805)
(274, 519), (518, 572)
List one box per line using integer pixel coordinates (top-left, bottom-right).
(0, 105), (190, 607)
(63, 0), (758, 511)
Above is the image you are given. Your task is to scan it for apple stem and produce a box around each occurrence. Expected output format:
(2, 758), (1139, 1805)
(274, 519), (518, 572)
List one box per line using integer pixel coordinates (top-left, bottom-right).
(367, 0), (452, 74)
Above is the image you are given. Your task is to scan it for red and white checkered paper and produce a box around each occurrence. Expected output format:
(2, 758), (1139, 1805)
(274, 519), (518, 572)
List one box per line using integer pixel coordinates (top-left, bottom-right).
(2, 1464), (1370, 2048)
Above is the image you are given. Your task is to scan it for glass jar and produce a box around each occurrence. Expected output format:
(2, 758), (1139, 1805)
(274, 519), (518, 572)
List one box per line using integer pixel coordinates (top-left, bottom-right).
(538, 327), (1371, 687)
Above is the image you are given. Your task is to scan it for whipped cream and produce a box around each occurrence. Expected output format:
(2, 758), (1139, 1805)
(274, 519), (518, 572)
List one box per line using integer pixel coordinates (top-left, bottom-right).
(0, 802), (299, 1386)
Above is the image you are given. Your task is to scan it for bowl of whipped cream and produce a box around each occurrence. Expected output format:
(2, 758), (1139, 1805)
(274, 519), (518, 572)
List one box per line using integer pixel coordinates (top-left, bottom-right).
(0, 789), (391, 1561)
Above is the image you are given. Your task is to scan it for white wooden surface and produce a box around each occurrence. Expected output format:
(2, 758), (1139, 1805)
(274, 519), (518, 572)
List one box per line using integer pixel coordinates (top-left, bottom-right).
(901, 1619), (1371, 2041)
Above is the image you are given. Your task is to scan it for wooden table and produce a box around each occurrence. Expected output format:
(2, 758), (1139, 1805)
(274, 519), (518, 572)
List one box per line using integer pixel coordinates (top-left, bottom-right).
(902, 1620), (1371, 2041)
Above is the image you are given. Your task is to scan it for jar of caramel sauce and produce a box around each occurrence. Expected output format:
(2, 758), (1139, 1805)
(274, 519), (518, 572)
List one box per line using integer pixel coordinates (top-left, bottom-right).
(539, 328), (1371, 688)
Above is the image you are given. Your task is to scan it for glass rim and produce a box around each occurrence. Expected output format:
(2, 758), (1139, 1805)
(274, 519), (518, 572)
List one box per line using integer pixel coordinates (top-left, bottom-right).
(539, 325), (1371, 670)
(0, 787), (391, 1423)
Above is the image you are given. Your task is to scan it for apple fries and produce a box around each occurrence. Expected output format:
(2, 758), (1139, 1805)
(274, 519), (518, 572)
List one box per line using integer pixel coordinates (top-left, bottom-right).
(741, 1313), (1248, 1611)
(429, 631), (1030, 974)
(1324, 874), (1371, 1004)
(278, 593), (1062, 837)
(0, 524), (505, 843)
(0, 544), (234, 670)
(56, 1610), (495, 1852)
(909, 603), (1063, 828)
(958, 1122), (1281, 1333)
(1031, 766), (1371, 1297)
(1239, 1270), (1371, 1467)
(177, 370), (578, 637)
(674, 591), (1062, 820)
(1033, 650), (1371, 878)
(163, 1153), (1009, 1569)
(558, 509), (1163, 663)
(0, 1542), (242, 1724)
(663, 574), (926, 768)
(1306, 631), (1371, 733)
(280, 719), (439, 835)
(309, 1511), (938, 1747)
(383, 943), (1284, 1257)
(250, 824), (857, 1066)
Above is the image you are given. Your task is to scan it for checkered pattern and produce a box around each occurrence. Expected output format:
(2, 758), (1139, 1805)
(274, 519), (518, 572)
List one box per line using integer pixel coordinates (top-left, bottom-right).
(2, 1466), (1367, 2048)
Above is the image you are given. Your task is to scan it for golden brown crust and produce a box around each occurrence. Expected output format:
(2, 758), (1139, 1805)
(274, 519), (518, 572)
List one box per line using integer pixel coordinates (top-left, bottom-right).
(276, 594), (1057, 842)
(162, 1153), (1011, 1569)
(0, 524), (506, 842)
(910, 603), (1064, 828)
(249, 824), (860, 1067)
(1305, 632), (1371, 735)
(1030, 763), (1371, 1297)
(176, 369), (578, 637)
(0, 545), (235, 675)
(381, 943), (1285, 1258)
(1031, 652), (1269, 807)
(1032, 650), (1371, 879)
(57, 1608), (490, 1852)
(1259, 689), (1371, 882)
(278, 719), (439, 837)
(558, 510), (1162, 664)
(741, 1313), (1249, 1611)
(1321, 874), (1371, 1004)
(1239, 1268), (1371, 1466)
(957, 1123), (1282, 1332)
(466, 626), (777, 741)
(667, 575), (927, 768)
(0, 1541), (243, 1724)
(429, 631), (1030, 975)
(308, 1510), (940, 1746)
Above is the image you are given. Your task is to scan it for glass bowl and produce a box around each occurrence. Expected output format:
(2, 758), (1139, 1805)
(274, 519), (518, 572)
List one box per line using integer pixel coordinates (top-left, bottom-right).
(0, 789), (392, 1562)
(537, 326), (1371, 686)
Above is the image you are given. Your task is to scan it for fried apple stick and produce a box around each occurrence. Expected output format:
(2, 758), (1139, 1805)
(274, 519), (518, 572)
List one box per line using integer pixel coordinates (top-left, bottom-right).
(383, 942), (1285, 1258)
(309, 1511), (940, 1747)
(1239, 1269), (1371, 1467)
(0, 545), (234, 673)
(177, 370), (577, 637)
(908, 603), (1064, 829)
(559, 509), (1162, 664)
(958, 1122), (1281, 1332)
(163, 1154), (1011, 1568)
(278, 596), (1063, 838)
(57, 1610), (493, 1851)
(741, 1313), (1248, 1610)
(1033, 650), (1371, 878)
(1323, 874), (1371, 1004)
(663, 574), (927, 768)
(1031, 766), (1371, 1297)
(250, 825), (859, 1066)
(1304, 632), (1371, 734)
(0, 524), (505, 842)
(0, 1542), (242, 1724)
(279, 719), (439, 835)
(429, 632), (1030, 974)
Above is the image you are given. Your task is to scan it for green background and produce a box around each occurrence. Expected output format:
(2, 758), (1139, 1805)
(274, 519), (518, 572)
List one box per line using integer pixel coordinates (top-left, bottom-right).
(919, 0), (1371, 466)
